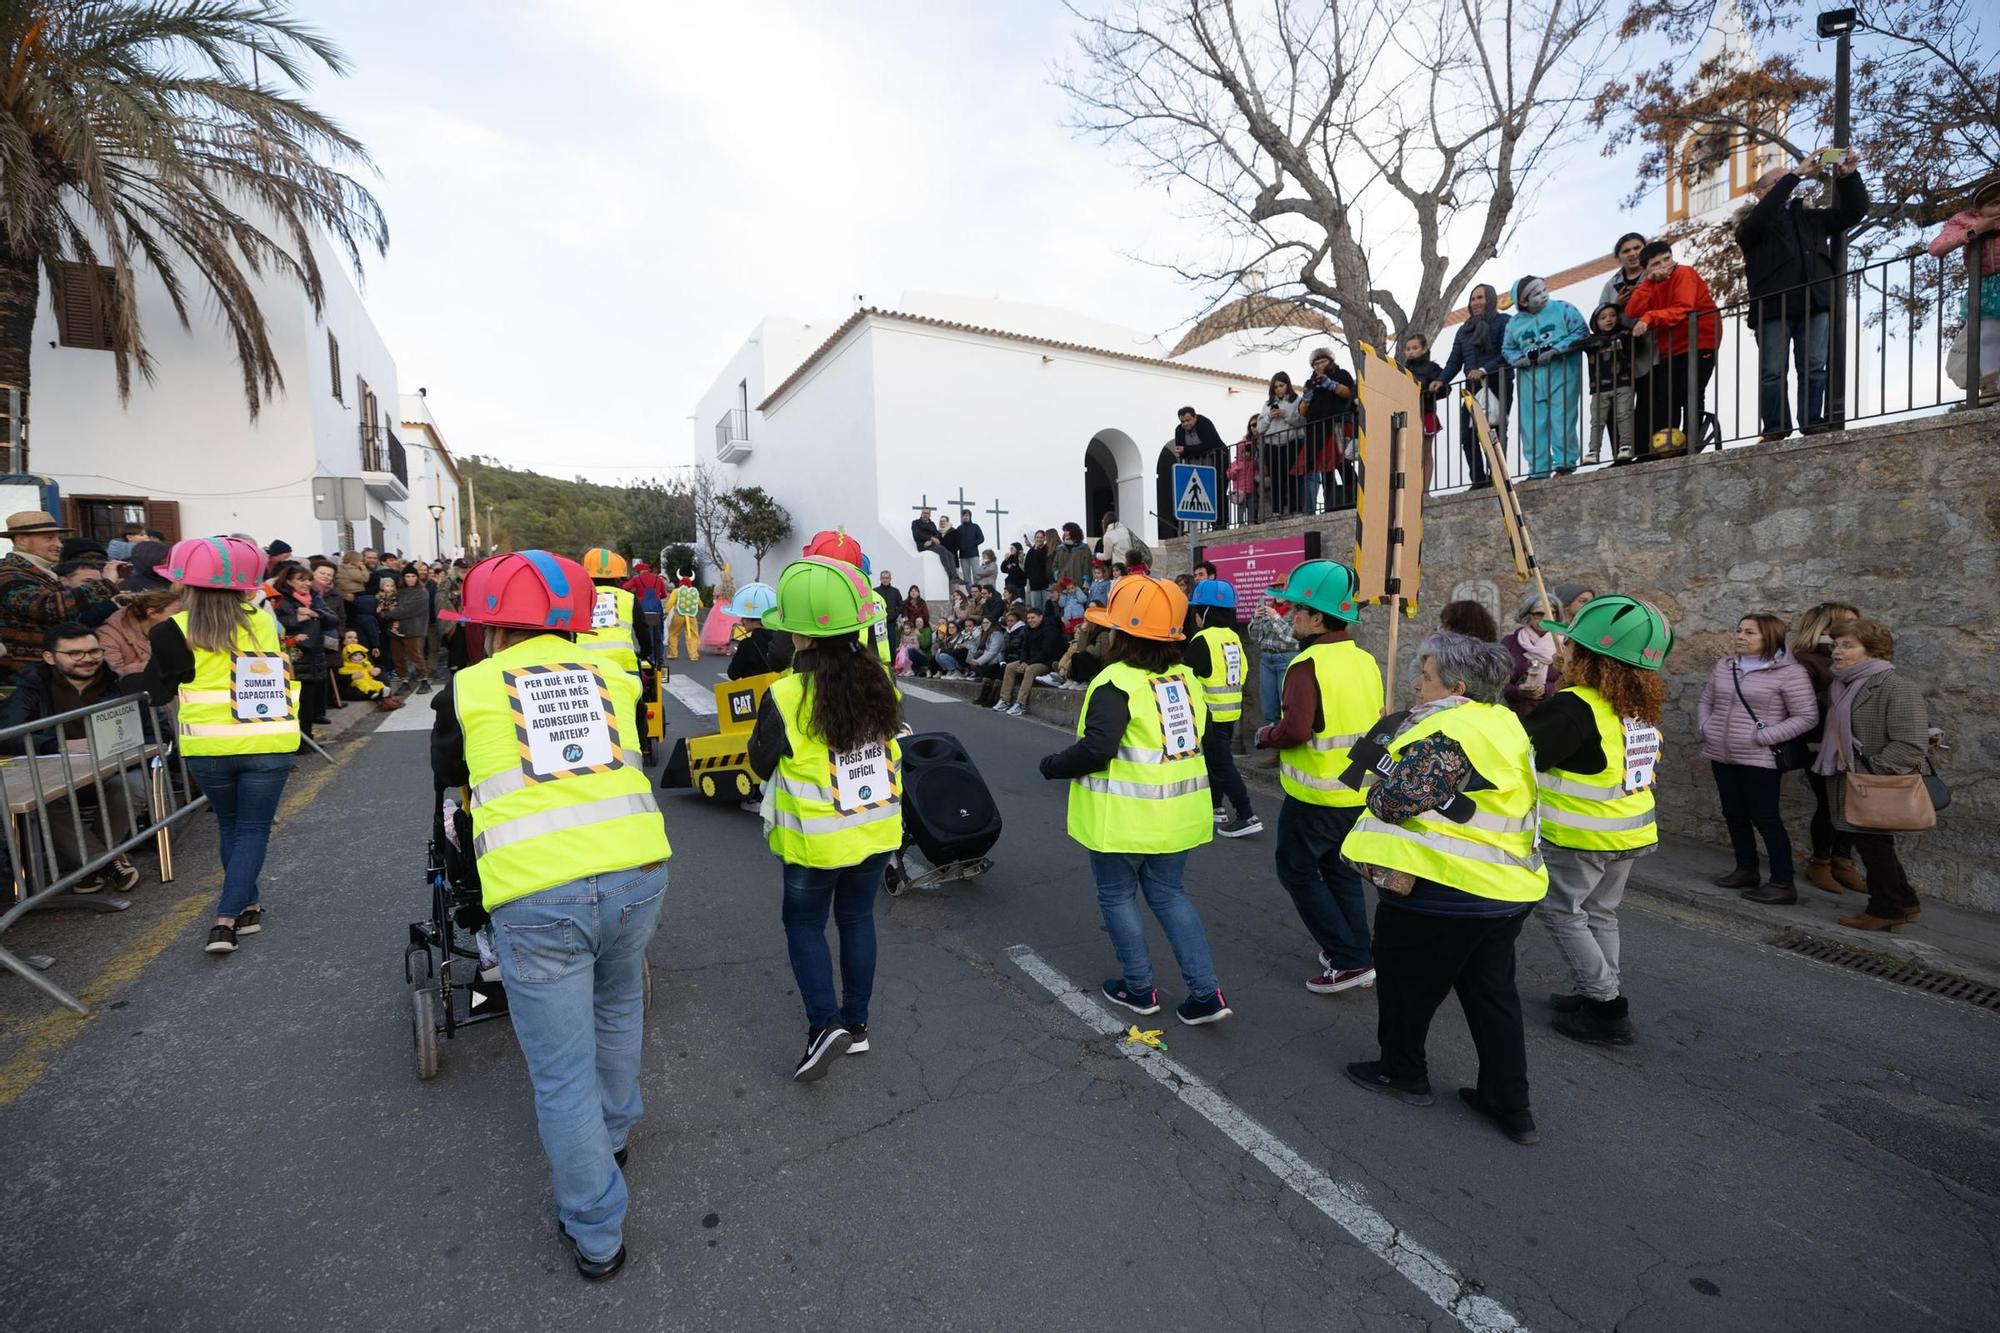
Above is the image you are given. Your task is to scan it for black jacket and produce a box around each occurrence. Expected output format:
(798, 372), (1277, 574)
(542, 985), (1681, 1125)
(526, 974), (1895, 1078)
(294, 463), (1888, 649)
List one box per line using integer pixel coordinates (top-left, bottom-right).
(1039, 683), (1130, 779)
(1024, 546), (1052, 592)
(728, 626), (793, 680)
(1172, 414), (1228, 457)
(1023, 618), (1066, 665)
(911, 516), (942, 550)
(949, 521), (984, 558)
(0, 662), (156, 755)
(1735, 171), (1870, 321)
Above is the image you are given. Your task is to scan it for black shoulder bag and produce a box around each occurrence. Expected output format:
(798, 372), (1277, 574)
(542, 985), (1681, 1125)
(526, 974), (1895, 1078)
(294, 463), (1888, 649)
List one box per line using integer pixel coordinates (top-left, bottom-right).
(1732, 661), (1811, 773)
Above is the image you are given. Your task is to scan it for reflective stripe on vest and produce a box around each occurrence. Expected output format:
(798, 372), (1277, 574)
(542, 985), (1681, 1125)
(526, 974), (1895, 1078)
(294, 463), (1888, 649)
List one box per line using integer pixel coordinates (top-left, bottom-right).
(456, 636), (671, 912)
(1536, 687), (1660, 852)
(1279, 641), (1382, 808)
(765, 673), (904, 869)
(1066, 661), (1212, 855)
(170, 608), (301, 757)
(1193, 626), (1245, 723)
(578, 586), (641, 674)
(1338, 700), (1548, 903)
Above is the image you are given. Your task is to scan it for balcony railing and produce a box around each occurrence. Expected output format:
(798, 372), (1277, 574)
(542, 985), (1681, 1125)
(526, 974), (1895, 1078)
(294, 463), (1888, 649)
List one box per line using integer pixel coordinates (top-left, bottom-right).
(361, 425), (408, 487)
(714, 408), (751, 463)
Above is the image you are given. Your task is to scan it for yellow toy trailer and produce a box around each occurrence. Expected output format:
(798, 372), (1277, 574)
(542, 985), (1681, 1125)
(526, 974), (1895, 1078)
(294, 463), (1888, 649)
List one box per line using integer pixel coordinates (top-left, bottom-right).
(660, 671), (781, 803)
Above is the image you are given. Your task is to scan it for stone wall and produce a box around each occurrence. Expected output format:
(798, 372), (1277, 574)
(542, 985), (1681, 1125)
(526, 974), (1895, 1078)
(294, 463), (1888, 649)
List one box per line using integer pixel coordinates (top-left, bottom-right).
(1153, 407), (2000, 912)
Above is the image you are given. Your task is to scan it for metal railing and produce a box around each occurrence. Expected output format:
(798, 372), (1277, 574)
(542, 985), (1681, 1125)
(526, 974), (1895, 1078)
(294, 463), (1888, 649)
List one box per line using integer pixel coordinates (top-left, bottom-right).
(714, 408), (750, 460)
(1168, 239), (1994, 537)
(0, 695), (207, 1015)
(360, 425), (409, 485)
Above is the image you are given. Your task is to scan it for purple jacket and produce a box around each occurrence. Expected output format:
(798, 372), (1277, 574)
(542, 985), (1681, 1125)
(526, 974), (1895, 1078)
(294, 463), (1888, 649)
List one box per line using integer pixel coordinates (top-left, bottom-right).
(1697, 655), (1818, 767)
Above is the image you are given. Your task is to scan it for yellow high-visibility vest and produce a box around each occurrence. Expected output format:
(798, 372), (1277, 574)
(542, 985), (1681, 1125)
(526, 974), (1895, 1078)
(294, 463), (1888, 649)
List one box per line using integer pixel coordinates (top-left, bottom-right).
(1278, 640), (1382, 808)
(1192, 625), (1246, 723)
(765, 672), (904, 869)
(170, 608), (301, 756)
(455, 634), (670, 912)
(1066, 660), (1212, 854)
(579, 584), (640, 673)
(1341, 700), (1548, 903)
(1538, 686), (1659, 852)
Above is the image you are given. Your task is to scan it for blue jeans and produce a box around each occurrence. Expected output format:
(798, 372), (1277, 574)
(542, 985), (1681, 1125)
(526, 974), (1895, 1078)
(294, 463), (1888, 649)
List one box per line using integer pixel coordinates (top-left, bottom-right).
(781, 851), (890, 1031)
(1755, 308), (1830, 434)
(491, 861), (667, 1264)
(1258, 649), (1296, 727)
(184, 752), (294, 919)
(1274, 797), (1372, 969)
(1087, 850), (1220, 1000)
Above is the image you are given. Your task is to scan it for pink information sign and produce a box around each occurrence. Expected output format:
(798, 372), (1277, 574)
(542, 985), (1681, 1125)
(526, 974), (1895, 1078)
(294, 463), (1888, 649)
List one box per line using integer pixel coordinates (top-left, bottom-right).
(1194, 533), (1321, 624)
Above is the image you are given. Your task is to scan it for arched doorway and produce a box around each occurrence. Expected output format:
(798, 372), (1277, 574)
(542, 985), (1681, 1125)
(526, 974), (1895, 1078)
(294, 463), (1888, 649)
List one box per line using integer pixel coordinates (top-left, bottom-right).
(1084, 428), (1147, 543)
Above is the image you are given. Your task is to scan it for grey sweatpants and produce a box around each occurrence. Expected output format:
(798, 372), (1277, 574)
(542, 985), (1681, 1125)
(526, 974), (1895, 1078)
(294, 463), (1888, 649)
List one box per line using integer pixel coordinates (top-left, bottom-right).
(1537, 845), (1643, 1001)
(1587, 386), (1636, 459)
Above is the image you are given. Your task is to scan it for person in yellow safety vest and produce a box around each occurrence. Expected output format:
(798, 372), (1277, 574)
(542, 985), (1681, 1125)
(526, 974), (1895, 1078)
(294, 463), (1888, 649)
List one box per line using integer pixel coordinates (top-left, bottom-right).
(1337, 631), (1549, 1147)
(1038, 574), (1234, 1028)
(663, 569), (704, 661)
(1524, 594), (1672, 1047)
(577, 548), (640, 677)
(744, 557), (905, 1081)
(1251, 560), (1384, 997)
(1185, 578), (1260, 838)
(428, 549), (671, 1281)
(134, 536), (301, 957)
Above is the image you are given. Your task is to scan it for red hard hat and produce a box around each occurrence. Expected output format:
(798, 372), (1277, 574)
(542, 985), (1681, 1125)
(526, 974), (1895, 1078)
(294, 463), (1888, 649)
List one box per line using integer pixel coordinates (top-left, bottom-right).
(441, 551), (591, 631)
(802, 528), (864, 567)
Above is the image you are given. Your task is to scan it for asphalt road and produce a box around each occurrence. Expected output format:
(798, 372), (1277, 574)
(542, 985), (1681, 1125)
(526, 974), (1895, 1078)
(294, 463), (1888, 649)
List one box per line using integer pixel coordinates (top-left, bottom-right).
(1, 661), (1995, 1332)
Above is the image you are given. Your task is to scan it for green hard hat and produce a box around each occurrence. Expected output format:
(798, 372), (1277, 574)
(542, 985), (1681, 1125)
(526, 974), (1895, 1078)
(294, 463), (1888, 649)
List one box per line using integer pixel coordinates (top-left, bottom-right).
(1274, 560), (1362, 624)
(1542, 594), (1673, 670)
(763, 556), (880, 639)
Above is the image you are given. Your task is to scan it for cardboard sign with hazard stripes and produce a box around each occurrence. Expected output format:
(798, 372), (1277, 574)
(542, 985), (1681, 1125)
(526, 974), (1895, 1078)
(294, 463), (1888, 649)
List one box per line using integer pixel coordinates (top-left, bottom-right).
(504, 662), (625, 784)
(830, 738), (900, 815)
(1351, 342), (1424, 614)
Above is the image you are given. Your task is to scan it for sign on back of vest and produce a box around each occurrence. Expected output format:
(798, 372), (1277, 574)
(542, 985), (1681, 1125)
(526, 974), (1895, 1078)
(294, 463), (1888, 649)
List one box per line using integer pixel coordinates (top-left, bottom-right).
(1153, 676), (1200, 757)
(1622, 716), (1661, 793)
(592, 591), (620, 630)
(1219, 640), (1244, 688)
(232, 654), (292, 721)
(507, 664), (617, 780)
(831, 739), (896, 813)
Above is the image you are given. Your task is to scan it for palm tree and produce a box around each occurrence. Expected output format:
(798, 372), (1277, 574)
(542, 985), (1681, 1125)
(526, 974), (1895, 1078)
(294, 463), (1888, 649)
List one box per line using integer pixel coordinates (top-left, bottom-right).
(0, 1), (387, 425)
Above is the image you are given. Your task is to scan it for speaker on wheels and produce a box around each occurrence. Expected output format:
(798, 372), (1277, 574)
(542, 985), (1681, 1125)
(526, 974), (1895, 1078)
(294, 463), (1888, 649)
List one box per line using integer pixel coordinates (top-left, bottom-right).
(899, 731), (1002, 866)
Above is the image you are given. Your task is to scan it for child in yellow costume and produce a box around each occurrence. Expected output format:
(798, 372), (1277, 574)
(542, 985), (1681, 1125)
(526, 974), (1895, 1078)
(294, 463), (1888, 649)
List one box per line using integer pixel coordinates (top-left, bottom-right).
(665, 569), (705, 661)
(339, 631), (403, 710)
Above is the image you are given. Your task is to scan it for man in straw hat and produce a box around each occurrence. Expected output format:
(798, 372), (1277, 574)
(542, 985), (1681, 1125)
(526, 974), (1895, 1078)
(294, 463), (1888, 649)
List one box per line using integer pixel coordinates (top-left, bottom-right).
(0, 511), (118, 686)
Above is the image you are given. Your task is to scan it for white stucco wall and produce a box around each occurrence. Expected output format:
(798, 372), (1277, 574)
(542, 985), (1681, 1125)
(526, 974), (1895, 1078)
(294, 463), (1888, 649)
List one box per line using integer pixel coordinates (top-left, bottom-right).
(29, 226), (403, 556)
(400, 394), (464, 561)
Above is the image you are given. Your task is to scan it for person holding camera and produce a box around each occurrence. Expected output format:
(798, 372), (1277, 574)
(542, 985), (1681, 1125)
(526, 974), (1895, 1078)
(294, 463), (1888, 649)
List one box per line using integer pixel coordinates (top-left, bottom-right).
(1734, 147), (1868, 441)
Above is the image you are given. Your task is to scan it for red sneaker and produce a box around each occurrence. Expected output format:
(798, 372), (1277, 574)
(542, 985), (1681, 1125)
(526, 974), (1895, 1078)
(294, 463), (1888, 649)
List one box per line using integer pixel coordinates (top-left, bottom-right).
(1306, 966), (1376, 995)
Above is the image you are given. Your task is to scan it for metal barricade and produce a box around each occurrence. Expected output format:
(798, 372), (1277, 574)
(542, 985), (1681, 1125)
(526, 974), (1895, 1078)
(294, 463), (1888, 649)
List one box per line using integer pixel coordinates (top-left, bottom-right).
(0, 694), (208, 1015)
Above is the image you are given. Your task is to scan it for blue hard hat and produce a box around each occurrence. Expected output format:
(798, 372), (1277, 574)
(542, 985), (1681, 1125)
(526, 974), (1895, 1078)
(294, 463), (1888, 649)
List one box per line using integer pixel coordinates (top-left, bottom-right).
(727, 582), (778, 619)
(1190, 578), (1237, 610)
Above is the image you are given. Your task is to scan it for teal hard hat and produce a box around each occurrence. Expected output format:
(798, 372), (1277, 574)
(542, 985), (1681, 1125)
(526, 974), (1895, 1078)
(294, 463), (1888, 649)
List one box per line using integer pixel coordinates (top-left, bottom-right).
(1541, 594), (1674, 670)
(1273, 560), (1361, 624)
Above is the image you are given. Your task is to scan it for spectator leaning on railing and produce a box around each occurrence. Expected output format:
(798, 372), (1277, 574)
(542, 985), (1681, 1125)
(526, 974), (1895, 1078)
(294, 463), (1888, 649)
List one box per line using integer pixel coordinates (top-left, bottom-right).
(1931, 177), (2000, 398)
(1432, 284), (1511, 487)
(1625, 240), (1721, 457)
(1735, 148), (1868, 441)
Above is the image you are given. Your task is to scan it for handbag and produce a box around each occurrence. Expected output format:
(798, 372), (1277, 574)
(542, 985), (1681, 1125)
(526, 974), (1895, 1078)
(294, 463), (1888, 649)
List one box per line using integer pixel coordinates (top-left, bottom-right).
(1840, 733), (1939, 833)
(1730, 661), (1810, 772)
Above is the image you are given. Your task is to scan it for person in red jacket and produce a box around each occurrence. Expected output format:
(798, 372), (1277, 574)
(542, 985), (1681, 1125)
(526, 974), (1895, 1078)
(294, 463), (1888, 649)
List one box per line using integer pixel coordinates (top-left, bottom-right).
(1625, 240), (1721, 460)
(622, 559), (670, 663)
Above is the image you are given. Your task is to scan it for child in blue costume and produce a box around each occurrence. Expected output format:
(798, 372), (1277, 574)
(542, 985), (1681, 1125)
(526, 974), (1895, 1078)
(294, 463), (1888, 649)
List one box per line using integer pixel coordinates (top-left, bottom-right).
(1501, 276), (1589, 478)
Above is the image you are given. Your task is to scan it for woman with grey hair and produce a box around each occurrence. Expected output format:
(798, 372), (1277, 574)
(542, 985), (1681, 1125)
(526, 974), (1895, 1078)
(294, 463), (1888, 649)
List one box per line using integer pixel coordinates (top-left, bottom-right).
(1337, 630), (1550, 1147)
(1502, 583), (1593, 714)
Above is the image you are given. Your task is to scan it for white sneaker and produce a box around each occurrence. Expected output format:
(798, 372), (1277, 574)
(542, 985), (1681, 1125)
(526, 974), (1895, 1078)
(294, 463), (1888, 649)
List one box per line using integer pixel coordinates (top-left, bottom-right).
(990, 700), (1008, 711)
(1006, 703), (1025, 716)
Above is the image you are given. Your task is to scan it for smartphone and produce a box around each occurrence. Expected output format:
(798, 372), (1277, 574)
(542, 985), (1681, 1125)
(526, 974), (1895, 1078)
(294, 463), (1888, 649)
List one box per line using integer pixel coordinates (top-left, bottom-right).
(1818, 146), (1845, 167)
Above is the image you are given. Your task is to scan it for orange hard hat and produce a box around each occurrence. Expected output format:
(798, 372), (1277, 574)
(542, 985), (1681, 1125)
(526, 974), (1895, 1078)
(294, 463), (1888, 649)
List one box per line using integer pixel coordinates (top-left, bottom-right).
(580, 547), (628, 579)
(1085, 574), (1189, 642)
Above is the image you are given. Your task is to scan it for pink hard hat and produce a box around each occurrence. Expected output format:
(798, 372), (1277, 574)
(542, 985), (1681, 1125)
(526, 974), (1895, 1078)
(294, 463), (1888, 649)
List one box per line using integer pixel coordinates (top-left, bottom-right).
(443, 550), (592, 632)
(156, 536), (268, 592)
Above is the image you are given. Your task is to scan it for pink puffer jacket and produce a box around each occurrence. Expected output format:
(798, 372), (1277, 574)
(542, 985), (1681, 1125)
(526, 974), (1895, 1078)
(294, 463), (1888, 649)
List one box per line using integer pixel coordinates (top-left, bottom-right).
(1697, 654), (1818, 767)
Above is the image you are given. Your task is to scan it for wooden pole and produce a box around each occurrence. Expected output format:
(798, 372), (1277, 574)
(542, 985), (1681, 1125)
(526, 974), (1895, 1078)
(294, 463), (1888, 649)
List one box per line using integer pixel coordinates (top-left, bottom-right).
(1379, 409), (1410, 708)
(1383, 593), (1403, 709)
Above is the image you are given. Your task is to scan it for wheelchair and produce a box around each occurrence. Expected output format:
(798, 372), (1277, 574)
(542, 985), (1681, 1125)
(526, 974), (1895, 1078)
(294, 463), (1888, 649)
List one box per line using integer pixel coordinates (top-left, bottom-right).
(402, 807), (652, 1081)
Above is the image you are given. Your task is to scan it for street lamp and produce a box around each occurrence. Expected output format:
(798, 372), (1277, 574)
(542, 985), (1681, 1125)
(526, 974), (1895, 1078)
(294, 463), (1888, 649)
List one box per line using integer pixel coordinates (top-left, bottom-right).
(427, 502), (446, 559)
(1819, 7), (1858, 428)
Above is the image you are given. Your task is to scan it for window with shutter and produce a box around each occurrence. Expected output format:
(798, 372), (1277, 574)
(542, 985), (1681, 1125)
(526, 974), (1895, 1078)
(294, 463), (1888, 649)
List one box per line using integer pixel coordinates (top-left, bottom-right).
(53, 262), (115, 351)
(144, 499), (181, 543)
(329, 332), (343, 400)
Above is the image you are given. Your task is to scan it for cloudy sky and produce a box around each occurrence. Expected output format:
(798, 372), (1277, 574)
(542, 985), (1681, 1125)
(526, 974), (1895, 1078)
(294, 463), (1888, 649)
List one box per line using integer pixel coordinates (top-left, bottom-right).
(310, 0), (1677, 484)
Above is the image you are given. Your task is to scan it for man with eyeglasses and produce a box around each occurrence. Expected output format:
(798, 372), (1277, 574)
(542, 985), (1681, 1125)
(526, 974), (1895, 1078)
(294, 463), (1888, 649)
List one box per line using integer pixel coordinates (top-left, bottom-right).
(0, 623), (158, 892)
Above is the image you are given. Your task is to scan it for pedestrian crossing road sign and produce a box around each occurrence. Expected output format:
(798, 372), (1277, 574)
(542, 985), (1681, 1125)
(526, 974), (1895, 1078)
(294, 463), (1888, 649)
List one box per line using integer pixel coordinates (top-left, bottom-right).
(1172, 463), (1218, 522)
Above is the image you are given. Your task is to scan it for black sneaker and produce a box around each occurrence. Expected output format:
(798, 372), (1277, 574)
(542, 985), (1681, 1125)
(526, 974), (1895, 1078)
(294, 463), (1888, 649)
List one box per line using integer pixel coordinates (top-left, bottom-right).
(1102, 979), (1160, 1016)
(554, 1212), (626, 1280)
(415, 680), (432, 695)
(613, 1144), (629, 1168)
(1217, 813), (1262, 838)
(1547, 991), (1585, 1013)
(1344, 1060), (1435, 1106)
(846, 1024), (870, 1055)
(235, 906), (262, 936)
(1176, 991), (1233, 1025)
(793, 1024), (852, 1081)
(204, 924), (238, 955)
(1458, 1087), (1539, 1145)
(106, 856), (141, 892)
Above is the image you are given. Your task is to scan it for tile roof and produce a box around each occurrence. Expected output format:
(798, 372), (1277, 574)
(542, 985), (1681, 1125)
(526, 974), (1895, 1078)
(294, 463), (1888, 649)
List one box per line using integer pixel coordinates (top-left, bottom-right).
(1438, 255), (1625, 327)
(1169, 294), (1341, 357)
(757, 307), (1269, 412)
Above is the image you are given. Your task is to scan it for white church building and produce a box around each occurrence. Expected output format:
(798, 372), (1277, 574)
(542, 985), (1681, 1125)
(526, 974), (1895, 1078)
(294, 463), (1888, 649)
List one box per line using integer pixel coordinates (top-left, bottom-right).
(690, 293), (1314, 600)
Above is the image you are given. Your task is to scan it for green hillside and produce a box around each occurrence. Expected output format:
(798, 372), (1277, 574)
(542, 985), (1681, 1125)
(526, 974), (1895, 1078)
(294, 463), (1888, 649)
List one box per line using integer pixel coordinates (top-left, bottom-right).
(457, 456), (690, 562)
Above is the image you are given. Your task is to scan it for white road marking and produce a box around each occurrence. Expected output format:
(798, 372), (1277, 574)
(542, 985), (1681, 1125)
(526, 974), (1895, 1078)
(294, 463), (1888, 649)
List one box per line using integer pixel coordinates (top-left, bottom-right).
(665, 675), (718, 716)
(373, 699), (435, 732)
(897, 681), (956, 704)
(1006, 944), (1528, 1333)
